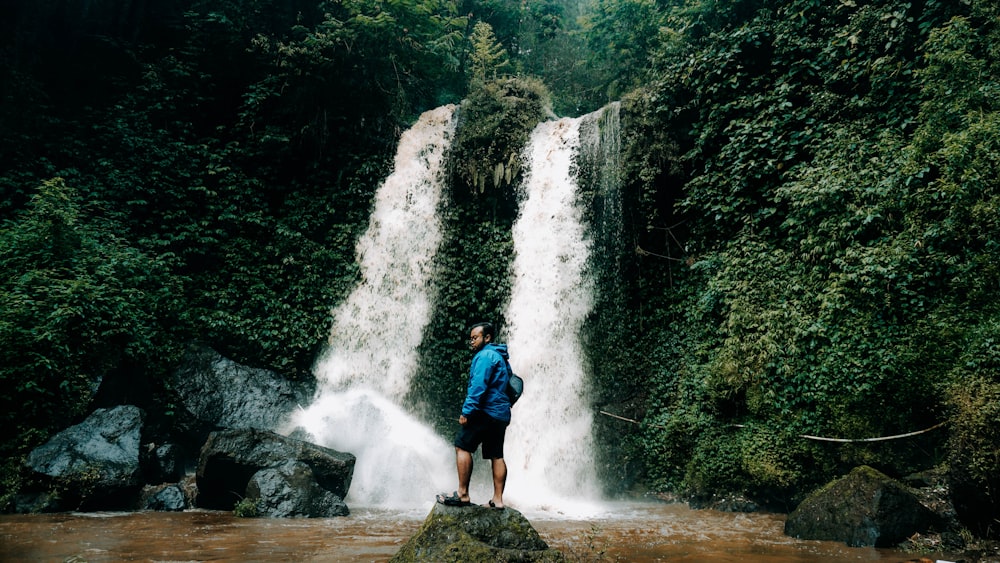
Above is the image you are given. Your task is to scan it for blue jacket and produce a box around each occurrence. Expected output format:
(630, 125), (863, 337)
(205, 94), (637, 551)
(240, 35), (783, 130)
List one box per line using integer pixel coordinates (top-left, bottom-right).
(461, 343), (512, 423)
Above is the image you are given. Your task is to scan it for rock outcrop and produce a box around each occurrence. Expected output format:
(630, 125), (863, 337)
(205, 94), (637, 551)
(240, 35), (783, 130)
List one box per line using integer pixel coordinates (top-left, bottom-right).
(22, 405), (145, 511)
(170, 344), (315, 449)
(784, 465), (939, 547)
(246, 461), (349, 517)
(391, 503), (565, 562)
(16, 348), (357, 518)
(196, 428), (354, 516)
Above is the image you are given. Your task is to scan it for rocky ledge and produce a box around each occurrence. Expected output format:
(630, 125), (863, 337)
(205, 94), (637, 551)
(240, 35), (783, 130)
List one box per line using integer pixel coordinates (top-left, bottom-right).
(391, 503), (565, 562)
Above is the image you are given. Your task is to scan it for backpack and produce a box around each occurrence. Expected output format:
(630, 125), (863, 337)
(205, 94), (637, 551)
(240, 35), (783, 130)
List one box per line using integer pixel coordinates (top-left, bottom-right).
(502, 358), (523, 406)
(506, 372), (524, 406)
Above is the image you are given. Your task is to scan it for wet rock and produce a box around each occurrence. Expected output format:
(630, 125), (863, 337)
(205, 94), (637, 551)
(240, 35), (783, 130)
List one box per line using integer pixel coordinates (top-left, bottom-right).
(196, 428), (355, 514)
(13, 491), (61, 513)
(141, 442), (183, 484)
(169, 344), (314, 448)
(141, 484), (188, 511)
(784, 465), (939, 547)
(22, 405), (145, 511)
(391, 503), (565, 562)
(246, 461), (349, 517)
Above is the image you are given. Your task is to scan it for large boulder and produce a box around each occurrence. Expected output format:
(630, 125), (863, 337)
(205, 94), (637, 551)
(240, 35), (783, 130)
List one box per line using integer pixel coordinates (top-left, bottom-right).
(22, 405), (145, 511)
(784, 465), (939, 547)
(169, 344), (315, 448)
(391, 503), (565, 562)
(196, 428), (354, 515)
(247, 461), (349, 517)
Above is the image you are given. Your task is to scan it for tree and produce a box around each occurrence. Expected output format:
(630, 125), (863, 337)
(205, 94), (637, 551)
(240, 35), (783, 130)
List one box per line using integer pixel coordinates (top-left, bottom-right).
(468, 21), (510, 87)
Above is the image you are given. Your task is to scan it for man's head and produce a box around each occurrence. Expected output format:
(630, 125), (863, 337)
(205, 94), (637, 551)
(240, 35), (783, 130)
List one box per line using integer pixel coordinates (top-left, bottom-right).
(469, 322), (494, 353)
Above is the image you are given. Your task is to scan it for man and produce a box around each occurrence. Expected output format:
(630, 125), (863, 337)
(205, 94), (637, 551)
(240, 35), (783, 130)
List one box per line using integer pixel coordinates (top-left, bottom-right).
(436, 321), (512, 509)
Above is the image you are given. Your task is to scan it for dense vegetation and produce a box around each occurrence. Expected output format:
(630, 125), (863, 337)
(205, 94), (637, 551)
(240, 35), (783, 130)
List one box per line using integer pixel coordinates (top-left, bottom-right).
(2, 0), (999, 539)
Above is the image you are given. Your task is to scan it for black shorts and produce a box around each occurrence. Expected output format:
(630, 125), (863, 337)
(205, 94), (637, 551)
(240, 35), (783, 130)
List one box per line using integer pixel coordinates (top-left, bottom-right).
(454, 411), (509, 459)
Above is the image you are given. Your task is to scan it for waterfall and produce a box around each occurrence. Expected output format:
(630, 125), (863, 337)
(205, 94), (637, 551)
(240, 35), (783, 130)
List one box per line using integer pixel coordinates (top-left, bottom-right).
(502, 105), (621, 514)
(287, 102), (623, 514)
(580, 102), (624, 269)
(288, 105), (458, 507)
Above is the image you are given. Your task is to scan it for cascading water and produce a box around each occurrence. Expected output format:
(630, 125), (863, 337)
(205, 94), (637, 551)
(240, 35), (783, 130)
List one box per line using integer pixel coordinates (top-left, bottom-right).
(501, 104), (621, 515)
(287, 105), (458, 507)
(286, 102), (623, 513)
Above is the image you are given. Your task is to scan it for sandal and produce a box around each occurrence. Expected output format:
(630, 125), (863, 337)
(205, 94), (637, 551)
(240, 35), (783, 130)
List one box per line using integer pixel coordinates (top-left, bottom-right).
(436, 491), (472, 507)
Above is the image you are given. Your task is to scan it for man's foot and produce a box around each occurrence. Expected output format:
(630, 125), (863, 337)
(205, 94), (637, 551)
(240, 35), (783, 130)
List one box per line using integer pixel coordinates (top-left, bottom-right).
(485, 500), (505, 510)
(436, 491), (472, 507)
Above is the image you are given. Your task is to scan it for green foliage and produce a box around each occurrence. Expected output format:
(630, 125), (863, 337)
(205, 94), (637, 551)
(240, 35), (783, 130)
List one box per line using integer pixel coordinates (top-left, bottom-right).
(247, 0), (467, 124)
(622, 0), (1000, 506)
(514, 0), (608, 115)
(468, 22), (510, 88)
(583, 0), (663, 101)
(0, 178), (181, 457)
(450, 77), (551, 195)
(3, 0), (1000, 523)
(683, 426), (806, 504)
(945, 348), (1000, 536)
(409, 207), (517, 435)
(233, 496), (261, 518)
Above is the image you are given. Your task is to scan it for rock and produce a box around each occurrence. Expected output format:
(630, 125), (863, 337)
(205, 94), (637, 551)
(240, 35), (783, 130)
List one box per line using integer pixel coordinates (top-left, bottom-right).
(140, 484), (188, 511)
(169, 344), (315, 448)
(391, 503), (565, 562)
(246, 461), (349, 517)
(784, 465), (939, 547)
(141, 442), (184, 484)
(13, 491), (61, 513)
(196, 428), (355, 514)
(23, 405), (145, 511)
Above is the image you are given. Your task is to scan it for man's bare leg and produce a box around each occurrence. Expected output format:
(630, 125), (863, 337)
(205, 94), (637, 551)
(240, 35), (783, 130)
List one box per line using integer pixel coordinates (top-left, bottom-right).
(456, 447), (473, 502)
(489, 457), (507, 508)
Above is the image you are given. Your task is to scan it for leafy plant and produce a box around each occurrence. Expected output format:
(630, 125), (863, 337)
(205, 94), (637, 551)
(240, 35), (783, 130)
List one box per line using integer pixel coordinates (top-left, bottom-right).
(234, 496), (260, 518)
(0, 178), (181, 475)
(449, 76), (552, 195)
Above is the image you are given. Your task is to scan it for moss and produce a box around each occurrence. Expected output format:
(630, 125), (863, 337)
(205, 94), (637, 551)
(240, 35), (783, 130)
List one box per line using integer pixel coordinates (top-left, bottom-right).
(450, 77), (552, 197)
(785, 465), (937, 548)
(390, 504), (565, 562)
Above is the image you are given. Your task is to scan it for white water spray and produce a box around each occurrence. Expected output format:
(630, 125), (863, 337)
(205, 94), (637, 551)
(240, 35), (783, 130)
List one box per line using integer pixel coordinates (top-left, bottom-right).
(501, 107), (620, 515)
(288, 105), (457, 507)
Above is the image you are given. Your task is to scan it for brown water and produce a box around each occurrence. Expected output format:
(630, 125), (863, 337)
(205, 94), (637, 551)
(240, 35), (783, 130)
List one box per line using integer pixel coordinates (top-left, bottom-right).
(0, 502), (955, 562)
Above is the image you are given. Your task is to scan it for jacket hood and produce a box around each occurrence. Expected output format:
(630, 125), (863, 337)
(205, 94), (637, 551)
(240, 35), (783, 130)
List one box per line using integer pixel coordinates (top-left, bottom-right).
(486, 342), (509, 360)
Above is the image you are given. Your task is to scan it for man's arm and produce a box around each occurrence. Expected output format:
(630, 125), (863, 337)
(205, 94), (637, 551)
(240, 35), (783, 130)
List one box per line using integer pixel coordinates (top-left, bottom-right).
(461, 351), (494, 418)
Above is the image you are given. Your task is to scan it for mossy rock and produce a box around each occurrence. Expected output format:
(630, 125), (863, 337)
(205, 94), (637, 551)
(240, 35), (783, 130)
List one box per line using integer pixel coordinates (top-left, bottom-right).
(450, 77), (551, 197)
(784, 465), (939, 547)
(391, 503), (565, 562)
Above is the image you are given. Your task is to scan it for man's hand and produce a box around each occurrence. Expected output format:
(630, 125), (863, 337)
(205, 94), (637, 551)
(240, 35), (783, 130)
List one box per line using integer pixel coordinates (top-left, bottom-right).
(458, 415), (468, 426)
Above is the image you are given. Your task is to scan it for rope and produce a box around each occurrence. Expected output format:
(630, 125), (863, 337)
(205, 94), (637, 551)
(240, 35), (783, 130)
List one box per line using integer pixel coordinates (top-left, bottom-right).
(635, 245), (684, 262)
(599, 410), (643, 425)
(599, 410), (667, 429)
(729, 421), (948, 442)
(598, 410), (948, 443)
